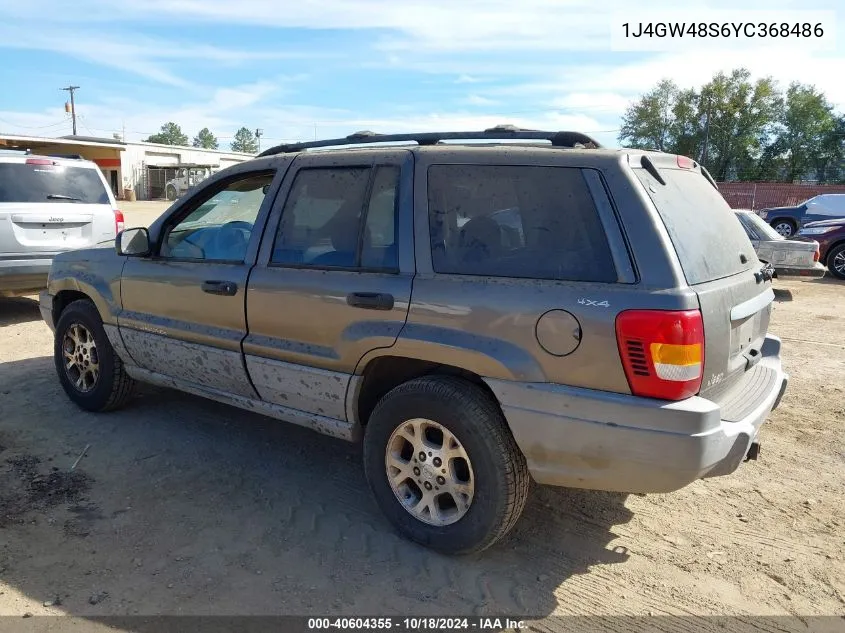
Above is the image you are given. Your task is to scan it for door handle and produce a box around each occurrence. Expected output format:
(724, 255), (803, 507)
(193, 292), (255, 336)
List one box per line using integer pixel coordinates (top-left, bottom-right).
(201, 280), (238, 296)
(346, 292), (394, 311)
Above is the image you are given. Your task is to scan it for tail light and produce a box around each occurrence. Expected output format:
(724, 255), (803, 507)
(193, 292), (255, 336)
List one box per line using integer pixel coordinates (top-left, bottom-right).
(616, 309), (704, 401)
(813, 247), (820, 262)
(114, 209), (125, 235)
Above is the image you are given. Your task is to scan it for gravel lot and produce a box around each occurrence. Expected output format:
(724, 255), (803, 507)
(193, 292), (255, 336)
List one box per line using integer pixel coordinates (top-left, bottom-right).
(0, 202), (843, 625)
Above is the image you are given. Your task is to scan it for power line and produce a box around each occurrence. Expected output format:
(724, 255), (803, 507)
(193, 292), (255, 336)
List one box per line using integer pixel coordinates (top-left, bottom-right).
(0, 116), (68, 130)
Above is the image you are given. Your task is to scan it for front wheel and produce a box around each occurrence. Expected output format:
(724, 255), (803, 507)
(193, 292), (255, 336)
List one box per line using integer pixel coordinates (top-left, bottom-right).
(54, 300), (136, 412)
(827, 243), (845, 280)
(165, 185), (177, 201)
(363, 375), (530, 555)
(772, 219), (796, 237)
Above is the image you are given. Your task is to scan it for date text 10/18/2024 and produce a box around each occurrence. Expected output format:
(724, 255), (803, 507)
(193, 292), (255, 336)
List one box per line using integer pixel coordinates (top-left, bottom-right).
(307, 618), (527, 631)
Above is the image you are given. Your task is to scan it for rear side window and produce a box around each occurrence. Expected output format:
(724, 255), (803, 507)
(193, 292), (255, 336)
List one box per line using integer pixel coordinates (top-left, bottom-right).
(271, 166), (400, 271)
(634, 167), (754, 285)
(738, 211), (783, 241)
(427, 165), (616, 282)
(0, 163), (109, 204)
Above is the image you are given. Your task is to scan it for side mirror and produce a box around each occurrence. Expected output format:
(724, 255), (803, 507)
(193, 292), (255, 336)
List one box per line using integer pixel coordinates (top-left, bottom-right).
(116, 227), (152, 257)
(262, 184), (271, 195)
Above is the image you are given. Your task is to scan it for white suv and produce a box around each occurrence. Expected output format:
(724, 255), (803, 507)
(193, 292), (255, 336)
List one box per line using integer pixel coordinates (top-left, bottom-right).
(0, 151), (123, 296)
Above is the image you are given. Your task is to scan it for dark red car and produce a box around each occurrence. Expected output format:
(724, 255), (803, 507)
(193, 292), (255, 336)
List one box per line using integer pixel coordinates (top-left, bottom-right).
(798, 218), (845, 280)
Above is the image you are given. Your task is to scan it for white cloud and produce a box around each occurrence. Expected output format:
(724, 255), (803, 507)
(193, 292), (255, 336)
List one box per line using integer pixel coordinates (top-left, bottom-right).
(0, 24), (331, 88)
(5, 0), (808, 53)
(463, 95), (500, 107)
(559, 48), (845, 110)
(549, 92), (632, 113)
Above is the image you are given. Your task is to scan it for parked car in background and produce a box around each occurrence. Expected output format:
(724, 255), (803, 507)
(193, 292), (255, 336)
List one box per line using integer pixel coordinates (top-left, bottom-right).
(759, 194), (845, 237)
(0, 151), (123, 297)
(798, 218), (845, 280)
(165, 165), (215, 201)
(734, 210), (825, 279)
(39, 127), (787, 554)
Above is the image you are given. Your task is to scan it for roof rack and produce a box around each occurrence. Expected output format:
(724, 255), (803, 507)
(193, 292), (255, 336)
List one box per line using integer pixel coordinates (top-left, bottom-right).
(48, 154), (85, 160)
(258, 125), (602, 157)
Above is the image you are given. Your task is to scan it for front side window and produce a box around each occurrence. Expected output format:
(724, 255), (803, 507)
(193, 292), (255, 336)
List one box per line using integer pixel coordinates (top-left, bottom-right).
(160, 172), (273, 262)
(427, 165), (616, 282)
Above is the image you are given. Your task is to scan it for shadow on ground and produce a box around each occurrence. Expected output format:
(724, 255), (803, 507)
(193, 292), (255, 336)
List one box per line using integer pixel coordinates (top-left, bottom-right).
(0, 296), (41, 327)
(809, 274), (844, 285)
(0, 356), (633, 619)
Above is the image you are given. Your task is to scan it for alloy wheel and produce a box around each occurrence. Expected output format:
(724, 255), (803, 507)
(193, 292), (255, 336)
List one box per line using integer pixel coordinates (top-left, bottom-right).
(62, 323), (100, 393)
(384, 418), (475, 526)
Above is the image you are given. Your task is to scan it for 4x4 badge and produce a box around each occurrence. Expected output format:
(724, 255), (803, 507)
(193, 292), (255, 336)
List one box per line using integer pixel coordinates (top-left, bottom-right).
(578, 298), (610, 307)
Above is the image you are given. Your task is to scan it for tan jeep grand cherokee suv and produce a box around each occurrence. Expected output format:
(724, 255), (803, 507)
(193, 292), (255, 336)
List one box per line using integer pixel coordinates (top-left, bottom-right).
(41, 127), (788, 554)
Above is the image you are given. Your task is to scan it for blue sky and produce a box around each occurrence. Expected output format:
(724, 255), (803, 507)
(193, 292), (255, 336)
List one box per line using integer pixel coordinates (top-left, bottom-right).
(0, 0), (843, 150)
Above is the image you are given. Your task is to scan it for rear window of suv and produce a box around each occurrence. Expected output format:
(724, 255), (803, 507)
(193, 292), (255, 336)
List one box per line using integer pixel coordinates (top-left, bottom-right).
(427, 165), (616, 282)
(634, 166), (754, 285)
(0, 163), (110, 204)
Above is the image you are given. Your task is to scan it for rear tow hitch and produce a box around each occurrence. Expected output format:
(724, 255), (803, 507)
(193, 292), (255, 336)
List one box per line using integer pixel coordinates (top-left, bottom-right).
(745, 441), (761, 462)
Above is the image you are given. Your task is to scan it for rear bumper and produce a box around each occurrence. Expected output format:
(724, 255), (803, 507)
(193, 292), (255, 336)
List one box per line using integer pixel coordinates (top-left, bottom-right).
(485, 335), (787, 494)
(775, 262), (827, 278)
(0, 260), (51, 296)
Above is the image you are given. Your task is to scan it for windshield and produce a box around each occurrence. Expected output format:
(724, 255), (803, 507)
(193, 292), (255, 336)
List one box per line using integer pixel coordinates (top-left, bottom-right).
(0, 163), (110, 204)
(739, 211), (783, 241)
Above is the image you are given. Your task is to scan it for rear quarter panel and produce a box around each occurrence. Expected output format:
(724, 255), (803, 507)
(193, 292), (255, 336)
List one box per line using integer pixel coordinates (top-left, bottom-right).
(393, 149), (699, 391)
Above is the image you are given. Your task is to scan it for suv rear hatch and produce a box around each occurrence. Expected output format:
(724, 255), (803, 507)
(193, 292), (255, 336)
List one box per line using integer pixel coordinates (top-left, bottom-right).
(633, 158), (776, 416)
(0, 160), (115, 256)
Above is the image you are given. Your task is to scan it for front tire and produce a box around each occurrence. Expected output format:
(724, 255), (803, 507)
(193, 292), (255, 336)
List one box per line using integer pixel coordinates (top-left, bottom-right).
(771, 219), (796, 237)
(363, 375), (530, 555)
(165, 185), (177, 201)
(827, 243), (845, 280)
(54, 300), (136, 412)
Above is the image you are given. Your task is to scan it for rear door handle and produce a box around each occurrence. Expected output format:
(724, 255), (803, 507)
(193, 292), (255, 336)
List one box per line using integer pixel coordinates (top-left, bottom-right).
(346, 292), (394, 311)
(201, 280), (238, 296)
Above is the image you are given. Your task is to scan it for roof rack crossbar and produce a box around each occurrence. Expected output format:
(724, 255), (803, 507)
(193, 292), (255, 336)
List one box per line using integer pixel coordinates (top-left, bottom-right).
(258, 126), (602, 157)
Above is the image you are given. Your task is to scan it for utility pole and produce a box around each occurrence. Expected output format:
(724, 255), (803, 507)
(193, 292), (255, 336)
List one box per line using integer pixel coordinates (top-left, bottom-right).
(62, 86), (80, 136)
(255, 128), (263, 152)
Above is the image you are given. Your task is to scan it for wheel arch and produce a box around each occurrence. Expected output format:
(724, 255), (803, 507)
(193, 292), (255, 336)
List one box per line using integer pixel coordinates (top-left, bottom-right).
(822, 239), (845, 265)
(350, 354), (500, 428)
(769, 216), (798, 229)
(52, 289), (100, 328)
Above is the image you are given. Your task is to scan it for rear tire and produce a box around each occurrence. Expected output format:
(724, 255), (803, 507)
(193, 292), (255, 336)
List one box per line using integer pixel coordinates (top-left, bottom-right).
(771, 219), (796, 237)
(54, 300), (136, 412)
(363, 375), (530, 555)
(827, 243), (845, 280)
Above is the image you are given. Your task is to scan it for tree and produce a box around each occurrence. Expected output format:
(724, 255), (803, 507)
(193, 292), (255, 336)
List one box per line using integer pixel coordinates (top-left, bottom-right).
(619, 68), (781, 181)
(230, 127), (258, 153)
(697, 69), (781, 181)
(776, 84), (839, 182)
(818, 115), (845, 183)
(619, 79), (680, 152)
(192, 127), (219, 150)
(145, 122), (189, 146)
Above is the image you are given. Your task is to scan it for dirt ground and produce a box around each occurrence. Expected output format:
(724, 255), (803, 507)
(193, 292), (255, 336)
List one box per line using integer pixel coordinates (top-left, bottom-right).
(0, 204), (843, 626)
